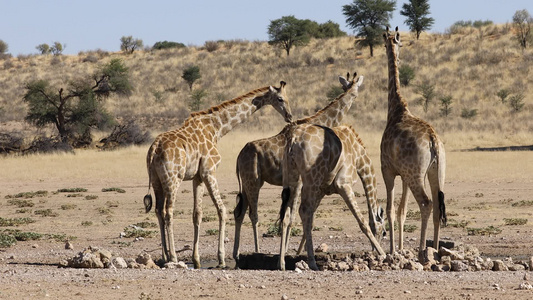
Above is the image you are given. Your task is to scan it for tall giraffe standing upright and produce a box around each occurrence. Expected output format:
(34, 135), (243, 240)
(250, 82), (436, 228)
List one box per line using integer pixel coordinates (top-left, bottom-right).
(144, 82), (292, 268)
(380, 27), (446, 262)
(232, 74), (385, 264)
(279, 123), (386, 271)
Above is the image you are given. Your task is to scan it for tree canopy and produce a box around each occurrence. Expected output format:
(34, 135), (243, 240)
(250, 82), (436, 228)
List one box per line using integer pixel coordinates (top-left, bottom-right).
(23, 59), (132, 146)
(400, 0), (434, 40)
(343, 0), (396, 57)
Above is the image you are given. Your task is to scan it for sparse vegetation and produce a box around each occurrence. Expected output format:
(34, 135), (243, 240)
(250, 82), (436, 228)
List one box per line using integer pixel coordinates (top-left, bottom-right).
(60, 204), (77, 210)
(123, 226), (157, 238)
(120, 36), (143, 54)
(85, 195), (98, 200)
(205, 229), (219, 236)
(0, 217), (36, 227)
(503, 218), (528, 226)
(403, 224), (417, 233)
(102, 187), (126, 193)
(58, 188), (88, 193)
(467, 225), (502, 236)
(7, 199), (35, 208)
(511, 200), (533, 207)
(34, 209), (58, 217)
(5, 191), (48, 199)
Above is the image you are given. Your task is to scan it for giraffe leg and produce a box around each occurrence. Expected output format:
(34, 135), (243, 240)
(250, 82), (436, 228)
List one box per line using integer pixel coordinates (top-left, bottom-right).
(397, 180), (409, 250)
(338, 183), (385, 256)
(296, 233), (306, 255)
(192, 176), (204, 268)
(203, 173), (227, 268)
(407, 178), (432, 263)
(153, 179), (168, 262)
(286, 180), (302, 253)
(232, 191), (248, 265)
(382, 170), (396, 254)
(278, 187), (293, 271)
(246, 182), (262, 253)
(299, 188), (322, 271)
(165, 178), (182, 263)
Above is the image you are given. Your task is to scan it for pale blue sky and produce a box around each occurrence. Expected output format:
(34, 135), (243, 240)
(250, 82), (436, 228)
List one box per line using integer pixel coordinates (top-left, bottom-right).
(1, 0), (532, 56)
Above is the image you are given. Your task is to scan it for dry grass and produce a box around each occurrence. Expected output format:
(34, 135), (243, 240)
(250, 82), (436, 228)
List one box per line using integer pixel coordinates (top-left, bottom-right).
(0, 25), (531, 151)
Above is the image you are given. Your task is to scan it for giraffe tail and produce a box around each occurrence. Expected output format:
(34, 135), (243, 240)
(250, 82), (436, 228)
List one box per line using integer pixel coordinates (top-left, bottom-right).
(144, 143), (156, 213)
(277, 187), (291, 231)
(439, 191), (447, 226)
(234, 158), (246, 221)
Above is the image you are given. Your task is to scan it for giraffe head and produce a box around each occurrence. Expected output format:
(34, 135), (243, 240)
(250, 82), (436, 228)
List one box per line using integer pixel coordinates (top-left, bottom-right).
(263, 81), (292, 122)
(374, 206), (386, 241)
(338, 72), (364, 93)
(383, 26), (402, 61)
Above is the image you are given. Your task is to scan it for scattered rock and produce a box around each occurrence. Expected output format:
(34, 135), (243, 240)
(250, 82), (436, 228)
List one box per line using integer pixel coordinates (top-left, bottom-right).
(451, 260), (469, 272)
(518, 282), (533, 290)
(404, 261), (423, 271)
(529, 257), (533, 270)
(135, 253), (159, 269)
(112, 257), (128, 269)
(315, 243), (328, 253)
(31, 244), (39, 248)
(492, 260), (508, 271)
(439, 247), (464, 261)
(165, 261), (188, 269)
(295, 260), (309, 272)
(65, 241), (73, 250)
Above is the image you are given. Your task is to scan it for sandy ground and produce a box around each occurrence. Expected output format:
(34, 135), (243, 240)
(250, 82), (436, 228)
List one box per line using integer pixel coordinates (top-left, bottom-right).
(1, 146), (532, 299)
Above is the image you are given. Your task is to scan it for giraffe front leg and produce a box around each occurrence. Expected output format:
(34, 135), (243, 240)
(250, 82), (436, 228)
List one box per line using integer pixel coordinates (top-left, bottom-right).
(155, 198), (168, 262)
(338, 183), (385, 256)
(192, 177), (204, 268)
(203, 174), (226, 269)
(166, 185), (181, 263)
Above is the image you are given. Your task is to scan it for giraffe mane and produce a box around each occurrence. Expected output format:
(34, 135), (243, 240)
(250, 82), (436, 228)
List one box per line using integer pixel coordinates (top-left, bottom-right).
(295, 85), (354, 125)
(189, 86), (270, 118)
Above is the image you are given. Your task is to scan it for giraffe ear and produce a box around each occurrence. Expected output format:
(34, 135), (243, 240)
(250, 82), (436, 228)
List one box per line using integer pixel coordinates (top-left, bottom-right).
(339, 75), (350, 89)
(355, 75), (364, 88)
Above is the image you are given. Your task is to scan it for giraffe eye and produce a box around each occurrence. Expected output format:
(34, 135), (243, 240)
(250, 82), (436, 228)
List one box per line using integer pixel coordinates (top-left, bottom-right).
(277, 97), (284, 102)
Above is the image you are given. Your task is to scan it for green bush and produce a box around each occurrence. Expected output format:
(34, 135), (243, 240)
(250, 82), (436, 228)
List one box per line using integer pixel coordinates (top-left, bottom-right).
(399, 65), (415, 86)
(152, 41), (186, 50)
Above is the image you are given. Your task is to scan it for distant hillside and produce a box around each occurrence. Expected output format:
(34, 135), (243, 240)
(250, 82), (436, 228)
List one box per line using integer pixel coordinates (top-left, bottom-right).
(0, 24), (531, 148)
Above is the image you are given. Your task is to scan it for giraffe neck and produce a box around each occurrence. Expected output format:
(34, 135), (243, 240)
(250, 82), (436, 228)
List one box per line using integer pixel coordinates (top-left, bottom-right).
(386, 44), (409, 122)
(208, 89), (268, 139)
(297, 88), (357, 128)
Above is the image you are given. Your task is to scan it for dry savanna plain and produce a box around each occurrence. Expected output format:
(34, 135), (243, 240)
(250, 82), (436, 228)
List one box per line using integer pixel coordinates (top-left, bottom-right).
(1, 25), (533, 299)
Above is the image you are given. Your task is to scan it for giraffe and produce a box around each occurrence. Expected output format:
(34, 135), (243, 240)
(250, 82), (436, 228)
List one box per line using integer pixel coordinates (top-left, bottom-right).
(143, 81), (292, 268)
(380, 26), (447, 263)
(278, 123), (386, 270)
(232, 74), (385, 264)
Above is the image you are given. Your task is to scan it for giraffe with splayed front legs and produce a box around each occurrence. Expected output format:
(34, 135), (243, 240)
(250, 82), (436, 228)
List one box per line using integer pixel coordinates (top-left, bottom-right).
(279, 123), (386, 270)
(232, 74), (385, 265)
(143, 82), (292, 268)
(381, 27), (446, 262)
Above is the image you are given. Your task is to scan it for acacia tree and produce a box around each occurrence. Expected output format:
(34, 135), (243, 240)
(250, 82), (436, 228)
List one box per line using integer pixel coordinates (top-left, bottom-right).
(23, 59), (132, 145)
(343, 0), (396, 57)
(268, 15), (310, 56)
(182, 65), (201, 91)
(120, 36), (143, 54)
(400, 0), (434, 40)
(512, 9), (532, 49)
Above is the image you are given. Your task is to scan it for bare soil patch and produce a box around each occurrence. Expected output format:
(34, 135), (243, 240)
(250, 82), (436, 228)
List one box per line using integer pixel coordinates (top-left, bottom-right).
(1, 147), (532, 299)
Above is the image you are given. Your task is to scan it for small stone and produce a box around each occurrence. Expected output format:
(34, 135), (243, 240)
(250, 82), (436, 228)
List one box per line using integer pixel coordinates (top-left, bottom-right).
(112, 257), (128, 269)
(492, 260), (508, 271)
(281, 295), (289, 300)
(239, 284), (245, 289)
(315, 243), (328, 253)
(451, 260), (469, 272)
(518, 282), (533, 290)
(295, 260), (309, 271)
(439, 247), (464, 261)
(65, 241), (73, 250)
(404, 261), (423, 271)
(32, 244), (39, 248)
(355, 290), (363, 295)
(404, 290), (411, 294)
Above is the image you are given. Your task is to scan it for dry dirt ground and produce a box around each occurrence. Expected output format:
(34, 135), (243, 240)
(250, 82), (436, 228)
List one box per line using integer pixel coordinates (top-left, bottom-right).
(1, 147), (532, 299)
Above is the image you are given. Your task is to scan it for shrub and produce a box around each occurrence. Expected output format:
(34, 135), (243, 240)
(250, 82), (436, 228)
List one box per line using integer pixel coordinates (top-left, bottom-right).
(508, 93), (525, 113)
(0, 233), (16, 247)
(152, 41), (186, 50)
(504, 218), (527, 226)
(99, 120), (151, 150)
(6, 190), (48, 199)
(326, 85), (345, 101)
(0, 217), (36, 226)
(34, 209), (58, 217)
(461, 108), (478, 119)
(467, 225), (502, 236)
(58, 188), (87, 193)
(204, 41), (220, 52)
(399, 64), (415, 86)
(496, 89), (511, 103)
(7, 199), (34, 208)
(102, 187), (126, 193)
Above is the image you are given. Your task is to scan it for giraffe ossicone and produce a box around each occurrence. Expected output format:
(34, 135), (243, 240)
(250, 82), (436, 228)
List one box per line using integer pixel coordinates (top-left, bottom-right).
(144, 81), (292, 268)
